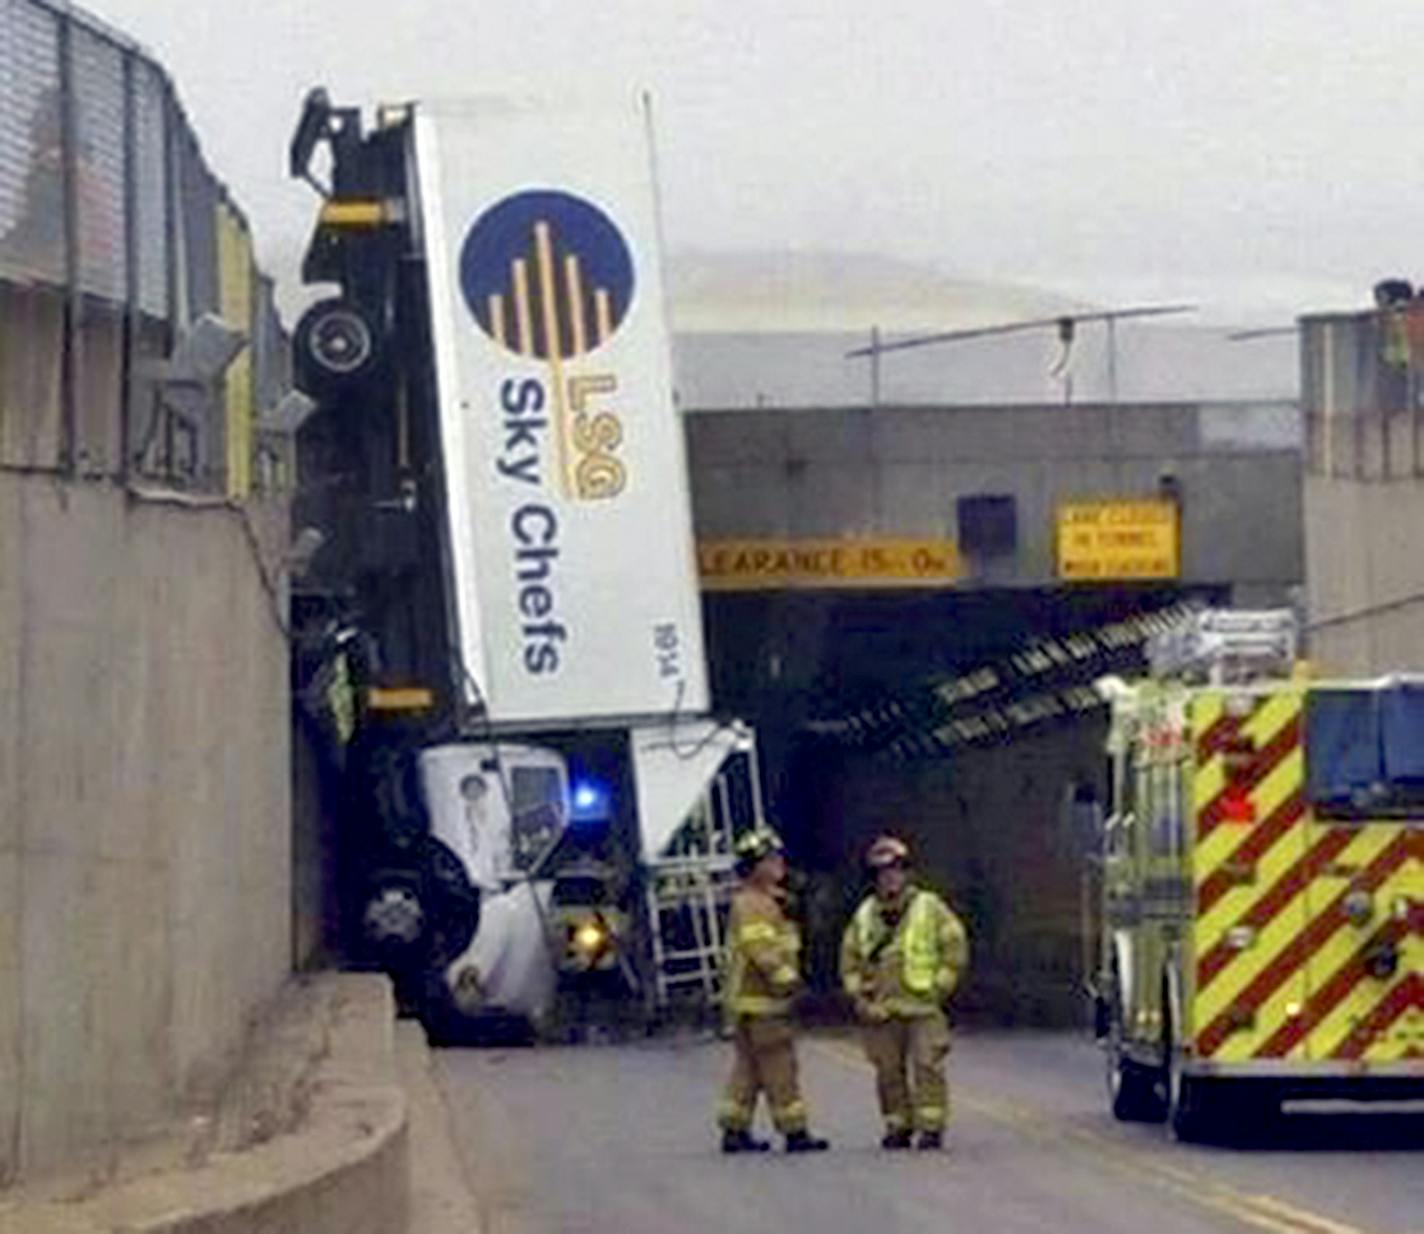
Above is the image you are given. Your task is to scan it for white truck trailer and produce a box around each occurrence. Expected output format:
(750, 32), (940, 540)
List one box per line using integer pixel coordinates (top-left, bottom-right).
(287, 90), (757, 1036)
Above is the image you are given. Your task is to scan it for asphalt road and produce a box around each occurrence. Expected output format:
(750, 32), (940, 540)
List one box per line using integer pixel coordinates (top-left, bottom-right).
(432, 1030), (1423, 1234)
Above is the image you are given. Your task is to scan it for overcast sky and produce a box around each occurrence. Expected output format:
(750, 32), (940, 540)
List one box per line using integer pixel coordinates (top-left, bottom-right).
(81, 0), (1424, 324)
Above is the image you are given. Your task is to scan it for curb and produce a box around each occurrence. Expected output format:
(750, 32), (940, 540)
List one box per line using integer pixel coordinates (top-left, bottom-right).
(398, 1023), (483, 1234)
(0, 975), (409, 1234)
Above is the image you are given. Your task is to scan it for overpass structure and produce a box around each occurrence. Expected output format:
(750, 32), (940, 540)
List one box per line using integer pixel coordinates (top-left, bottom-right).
(685, 398), (1302, 735)
(678, 397), (1304, 1022)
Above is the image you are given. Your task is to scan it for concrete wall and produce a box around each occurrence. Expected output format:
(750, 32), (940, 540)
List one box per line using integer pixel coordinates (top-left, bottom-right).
(0, 472), (291, 1184)
(688, 401), (1304, 1023)
(1304, 473), (1424, 674)
(796, 719), (1107, 1027)
(1298, 311), (1424, 674)
(290, 719), (342, 972)
(687, 401), (1303, 596)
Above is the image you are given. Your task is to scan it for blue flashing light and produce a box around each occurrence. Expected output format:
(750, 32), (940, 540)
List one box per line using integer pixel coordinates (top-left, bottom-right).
(571, 781), (607, 818)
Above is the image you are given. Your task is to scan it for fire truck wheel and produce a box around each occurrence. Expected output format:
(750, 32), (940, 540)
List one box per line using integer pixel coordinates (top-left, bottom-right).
(1166, 1042), (1216, 1142)
(1105, 975), (1166, 1121)
(1108, 1042), (1167, 1122)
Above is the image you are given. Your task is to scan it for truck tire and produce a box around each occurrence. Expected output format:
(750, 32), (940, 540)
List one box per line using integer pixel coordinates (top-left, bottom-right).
(358, 869), (428, 957)
(352, 837), (479, 974)
(295, 296), (382, 396)
(1165, 1017), (1216, 1142)
(1107, 1001), (1166, 1122)
(1109, 1043), (1167, 1122)
(418, 833), (479, 969)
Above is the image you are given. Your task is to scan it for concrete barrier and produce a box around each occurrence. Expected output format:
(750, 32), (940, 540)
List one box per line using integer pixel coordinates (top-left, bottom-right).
(399, 1022), (483, 1234)
(0, 473), (293, 1183)
(0, 975), (410, 1234)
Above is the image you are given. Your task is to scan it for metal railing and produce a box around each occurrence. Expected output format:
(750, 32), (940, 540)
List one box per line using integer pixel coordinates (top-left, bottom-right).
(0, 0), (290, 495)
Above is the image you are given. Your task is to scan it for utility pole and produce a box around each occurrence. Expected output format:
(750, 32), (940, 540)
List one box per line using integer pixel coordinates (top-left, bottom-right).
(870, 325), (881, 409)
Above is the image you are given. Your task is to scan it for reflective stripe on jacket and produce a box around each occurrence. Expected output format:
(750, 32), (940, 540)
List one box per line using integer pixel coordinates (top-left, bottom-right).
(724, 885), (802, 1017)
(841, 888), (969, 1016)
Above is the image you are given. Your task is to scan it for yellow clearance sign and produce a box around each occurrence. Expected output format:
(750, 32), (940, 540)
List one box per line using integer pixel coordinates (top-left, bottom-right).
(698, 538), (962, 591)
(1056, 500), (1180, 581)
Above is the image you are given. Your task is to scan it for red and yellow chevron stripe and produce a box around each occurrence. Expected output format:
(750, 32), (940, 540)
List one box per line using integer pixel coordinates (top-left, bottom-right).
(1189, 689), (1424, 1066)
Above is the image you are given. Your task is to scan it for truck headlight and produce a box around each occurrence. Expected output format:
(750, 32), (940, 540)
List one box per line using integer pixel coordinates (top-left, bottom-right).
(575, 922), (607, 953)
(452, 965), (484, 1011)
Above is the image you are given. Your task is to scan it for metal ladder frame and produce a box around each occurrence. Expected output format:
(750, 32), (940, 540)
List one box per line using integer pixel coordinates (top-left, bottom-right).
(644, 752), (763, 1010)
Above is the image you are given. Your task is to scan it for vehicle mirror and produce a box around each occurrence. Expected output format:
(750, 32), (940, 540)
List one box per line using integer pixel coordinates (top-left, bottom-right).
(1067, 781), (1105, 848)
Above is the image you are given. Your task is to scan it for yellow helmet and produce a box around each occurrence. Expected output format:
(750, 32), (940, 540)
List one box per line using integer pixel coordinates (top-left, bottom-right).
(734, 825), (785, 869)
(866, 834), (911, 869)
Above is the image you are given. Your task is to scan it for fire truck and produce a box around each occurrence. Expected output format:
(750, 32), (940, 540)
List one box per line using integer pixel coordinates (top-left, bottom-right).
(1092, 610), (1423, 1139)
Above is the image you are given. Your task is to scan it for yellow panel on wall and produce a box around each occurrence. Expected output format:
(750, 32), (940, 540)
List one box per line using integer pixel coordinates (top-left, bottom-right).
(216, 204), (254, 500)
(698, 538), (962, 591)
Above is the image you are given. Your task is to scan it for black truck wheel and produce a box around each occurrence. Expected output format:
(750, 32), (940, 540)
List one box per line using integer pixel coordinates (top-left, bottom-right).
(295, 297), (382, 395)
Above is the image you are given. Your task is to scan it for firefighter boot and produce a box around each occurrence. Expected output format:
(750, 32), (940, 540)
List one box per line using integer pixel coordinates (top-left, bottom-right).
(916, 1131), (943, 1151)
(721, 1129), (772, 1154)
(785, 1130), (830, 1153)
(881, 1130), (913, 1150)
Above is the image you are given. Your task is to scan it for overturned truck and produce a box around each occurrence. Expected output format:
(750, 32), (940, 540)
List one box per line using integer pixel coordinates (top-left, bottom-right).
(287, 90), (758, 1037)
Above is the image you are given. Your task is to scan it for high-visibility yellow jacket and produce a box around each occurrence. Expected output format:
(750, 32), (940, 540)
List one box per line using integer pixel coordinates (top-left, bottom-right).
(724, 885), (803, 1017)
(841, 887), (969, 1018)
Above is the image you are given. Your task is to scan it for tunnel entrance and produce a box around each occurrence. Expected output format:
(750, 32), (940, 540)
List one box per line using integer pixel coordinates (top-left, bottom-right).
(703, 583), (1227, 1026)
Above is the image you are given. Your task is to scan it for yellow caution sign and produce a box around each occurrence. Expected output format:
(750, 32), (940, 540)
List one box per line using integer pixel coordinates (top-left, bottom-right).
(1056, 500), (1179, 581)
(698, 538), (962, 591)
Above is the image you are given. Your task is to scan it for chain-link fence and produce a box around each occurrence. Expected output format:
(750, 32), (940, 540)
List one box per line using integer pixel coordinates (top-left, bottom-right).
(0, 0), (290, 496)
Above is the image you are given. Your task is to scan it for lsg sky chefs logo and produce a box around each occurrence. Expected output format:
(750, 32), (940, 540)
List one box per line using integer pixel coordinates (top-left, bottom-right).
(461, 189), (634, 499)
(459, 189), (637, 677)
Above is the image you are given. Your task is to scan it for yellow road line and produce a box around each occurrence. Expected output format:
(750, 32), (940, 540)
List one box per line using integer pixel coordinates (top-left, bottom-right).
(808, 1040), (1387, 1234)
(1245, 1195), (1378, 1234)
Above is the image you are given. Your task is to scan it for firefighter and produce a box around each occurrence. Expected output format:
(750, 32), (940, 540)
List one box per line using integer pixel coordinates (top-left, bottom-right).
(840, 835), (968, 1151)
(717, 825), (831, 1155)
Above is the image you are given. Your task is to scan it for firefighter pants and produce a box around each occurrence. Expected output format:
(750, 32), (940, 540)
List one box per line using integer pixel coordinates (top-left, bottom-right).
(862, 1011), (951, 1133)
(718, 1015), (809, 1135)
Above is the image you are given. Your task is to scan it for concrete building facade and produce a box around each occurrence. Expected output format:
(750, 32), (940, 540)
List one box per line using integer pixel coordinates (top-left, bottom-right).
(687, 400), (1302, 600)
(680, 399), (1304, 1023)
(1300, 308), (1424, 673)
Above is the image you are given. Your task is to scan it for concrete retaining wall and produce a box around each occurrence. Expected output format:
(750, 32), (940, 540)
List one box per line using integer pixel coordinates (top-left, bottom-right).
(0, 976), (410, 1234)
(0, 472), (291, 1184)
